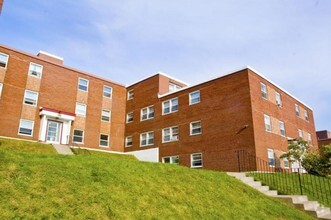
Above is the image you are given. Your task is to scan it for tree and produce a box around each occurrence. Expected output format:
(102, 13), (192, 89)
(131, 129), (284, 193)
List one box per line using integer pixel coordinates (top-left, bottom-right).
(280, 139), (309, 172)
(302, 144), (331, 176)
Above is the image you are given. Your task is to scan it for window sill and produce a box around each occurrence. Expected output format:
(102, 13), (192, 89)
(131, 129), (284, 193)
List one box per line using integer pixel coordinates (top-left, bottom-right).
(140, 144), (154, 147)
(18, 133), (33, 137)
(162, 139), (179, 144)
(162, 110), (178, 116)
(191, 165), (203, 168)
(190, 133), (202, 136)
(140, 118), (154, 122)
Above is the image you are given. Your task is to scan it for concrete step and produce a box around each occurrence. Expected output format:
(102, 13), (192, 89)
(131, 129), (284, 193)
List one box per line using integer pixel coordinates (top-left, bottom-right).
(263, 190), (278, 196)
(239, 177), (255, 183)
(277, 195), (308, 204)
(320, 212), (331, 219)
(246, 181), (262, 187)
(316, 207), (331, 218)
(300, 201), (320, 211)
(52, 144), (74, 155)
(253, 185), (269, 191)
(227, 172), (246, 178)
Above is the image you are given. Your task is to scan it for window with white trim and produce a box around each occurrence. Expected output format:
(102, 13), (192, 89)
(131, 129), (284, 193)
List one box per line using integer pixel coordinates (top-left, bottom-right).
(0, 52), (9, 68)
(140, 131), (154, 146)
(28, 63), (43, 78)
(162, 98), (178, 114)
(304, 110), (309, 121)
(162, 126), (179, 143)
(73, 130), (84, 143)
(191, 153), (203, 168)
(0, 83), (3, 97)
(295, 104), (300, 117)
(264, 114), (271, 132)
(126, 112), (133, 123)
(99, 134), (109, 147)
(298, 129), (303, 139)
(308, 133), (312, 145)
(127, 90), (134, 100)
(75, 103), (87, 116)
(279, 121), (285, 137)
(78, 78), (89, 91)
(125, 136), (133, 147)
(275, 92), (282, 106)
(141, 106), (154, 121)
(261, 83), (268, 99)
(103, 85), (112, 98)
(283, 157), (289, 168)
(162, 156), (179, 165)
(101, 109), (111, 122)
(169, 83), (182, 92)
(190, 121), (202, 135)
(189, 90), (200, 105)
(268, 149), (275, 167)
(24, 90), (38, 106)
(18, 119), (34, 136)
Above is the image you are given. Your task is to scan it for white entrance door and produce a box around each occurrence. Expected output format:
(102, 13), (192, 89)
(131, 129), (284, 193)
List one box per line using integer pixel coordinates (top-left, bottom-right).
(46, 121), (62, 144)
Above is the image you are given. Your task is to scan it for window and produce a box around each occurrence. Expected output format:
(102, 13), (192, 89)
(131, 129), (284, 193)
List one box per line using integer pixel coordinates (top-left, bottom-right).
(162, 98), (178, 115)
(0, 52), (9, 68)
(190, 121), (202, 135)
(140, 131), (154, 146)
(283, 157), (289, 168)
(162, 156), (179, 165)
(264, 114), (271, 132)
(75, 103), (87, 116)
(191, 153), (203, 168)
(125, 136), (133, 147)
(162, 126), (179, 143)
(308, 133), (312, 145)
(169, 83), (182, 92)
(101, 109), (111, 122)
(141, 106), (154, 121)
(126, 112), (133, 123)
(0, 83), (3, 97)
(268, 149), (275, 167)
(279, 121), (285, 137)
(73, 130), (84, 143)
(78, 78), (89, 91)
(275, 92), (282, 106)
(261, 83), (268, 99)
(127, 90), (134, 100)
(99, 134), (109, 147)
(103, 85), (112, 98)
(24, 90), (38, 106)
(298, 129), (303, 139)
(295, 104), (300, 117)
(28, 63), (43, 78)
(189, 90), (200, 105)
(304, 110), (309, 121)
(18, 119), (34, 136)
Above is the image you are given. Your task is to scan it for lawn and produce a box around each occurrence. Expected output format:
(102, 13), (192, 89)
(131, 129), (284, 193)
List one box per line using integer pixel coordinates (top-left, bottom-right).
(0, 138), (315, 219)
(247, 172), (331, 207)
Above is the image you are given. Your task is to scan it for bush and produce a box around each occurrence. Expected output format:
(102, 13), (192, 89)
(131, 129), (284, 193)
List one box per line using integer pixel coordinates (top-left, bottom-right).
(302, 145), (331, 176)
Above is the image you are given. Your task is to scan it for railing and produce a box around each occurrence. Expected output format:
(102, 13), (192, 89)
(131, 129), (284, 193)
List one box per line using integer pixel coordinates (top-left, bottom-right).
(68, 135), (90, 155)
(237, 150), (331, 207)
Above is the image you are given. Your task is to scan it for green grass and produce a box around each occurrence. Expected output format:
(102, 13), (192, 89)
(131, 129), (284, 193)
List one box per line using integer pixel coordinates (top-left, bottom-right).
(0, 138), (315, 219)
(247, 172), (331, 207)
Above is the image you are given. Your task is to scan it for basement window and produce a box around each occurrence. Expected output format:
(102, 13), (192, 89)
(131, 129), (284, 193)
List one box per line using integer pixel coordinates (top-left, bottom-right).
(28, 62), (43, 78)
(101, 109), (111, 122)
(18, 119), (34, 136)
(78, 78), (89, 92)
(0, 52), (9, 68)
(103, 85), (112, 98)
(125, 136), (133, 147)
(191, 153), (203, 168)
(99, 134), (109, 147)
(162, 156), (179, 165)
(24, 90), (38, 106)
(162, 126), (179, 143)
(73, 130), (84, 143)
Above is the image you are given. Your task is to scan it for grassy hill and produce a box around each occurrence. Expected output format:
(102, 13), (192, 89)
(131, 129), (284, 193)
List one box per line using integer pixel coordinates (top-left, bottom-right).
(0, 138), (314, 219)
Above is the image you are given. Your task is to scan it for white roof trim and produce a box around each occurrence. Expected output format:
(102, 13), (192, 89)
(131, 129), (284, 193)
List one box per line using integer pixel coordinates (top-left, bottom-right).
(126, 71), (189, 88)
(38, 50), (64, 61)
(157, 65), (312, 110)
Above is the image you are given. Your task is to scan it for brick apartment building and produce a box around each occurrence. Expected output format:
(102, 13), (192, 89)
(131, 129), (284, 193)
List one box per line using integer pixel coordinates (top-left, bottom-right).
(316, 130), (331, 147)
(0, 0), (3, 14)
(0, 44), (317, 172)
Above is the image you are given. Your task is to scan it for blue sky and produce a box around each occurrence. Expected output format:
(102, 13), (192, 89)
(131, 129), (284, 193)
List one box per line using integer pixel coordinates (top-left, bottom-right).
(0, 0), (330, 130)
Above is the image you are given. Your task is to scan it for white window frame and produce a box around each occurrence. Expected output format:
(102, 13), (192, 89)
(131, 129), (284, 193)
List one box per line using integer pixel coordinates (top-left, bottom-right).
(189, 90), (200, 105)
(268, 149), (275, 167)
(126, 112), (133, 123)
(99, 134), (109, 147)
(0, 52), (9, 69)
(75, 103), (87, 117)
(304, 110), (309, 121)
(162, 97), (178, 115)
(190, 121), (202, 136)
(191, 153), (203, 168)
(275, 92), (282, 106)
(103, 85), (112, 98)
(169, 83), (182, 92)
(295, 104), (300, 117)
(162, 155), (179, 165)
(23, 90), (38, 106)
(125, 136), (133, 147)
(140, 105), (154, 121)
(73, 129), (84, 144)
(28, 62), (43, 78)
(18, 119), (34, 136)
(298, 129), (303, 139)
(101, 109), (111, 122)
(162, 126), (179, 143)
(283, 157), (289, 169)
(78, 78), (89, 92)
(140, 131), (154, 147)
(308, 133), (312, 146)
(261, 83), (268, 99)
(264, 114), (271, 132)
(0, 83), (3, 97)
(127, 90), (134, 100)
(279, 121), (285, 137)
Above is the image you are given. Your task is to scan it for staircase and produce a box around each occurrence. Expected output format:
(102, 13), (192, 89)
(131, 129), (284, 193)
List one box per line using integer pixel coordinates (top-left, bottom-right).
(52, 144), (74, 155)
(227, 172), (331, 219)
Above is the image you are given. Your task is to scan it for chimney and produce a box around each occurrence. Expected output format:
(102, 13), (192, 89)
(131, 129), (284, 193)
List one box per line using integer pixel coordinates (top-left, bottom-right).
(37, 51), (64, 65)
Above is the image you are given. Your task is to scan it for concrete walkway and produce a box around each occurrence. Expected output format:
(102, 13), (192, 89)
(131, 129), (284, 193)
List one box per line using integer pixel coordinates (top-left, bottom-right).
(52, 144), (74, 155)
